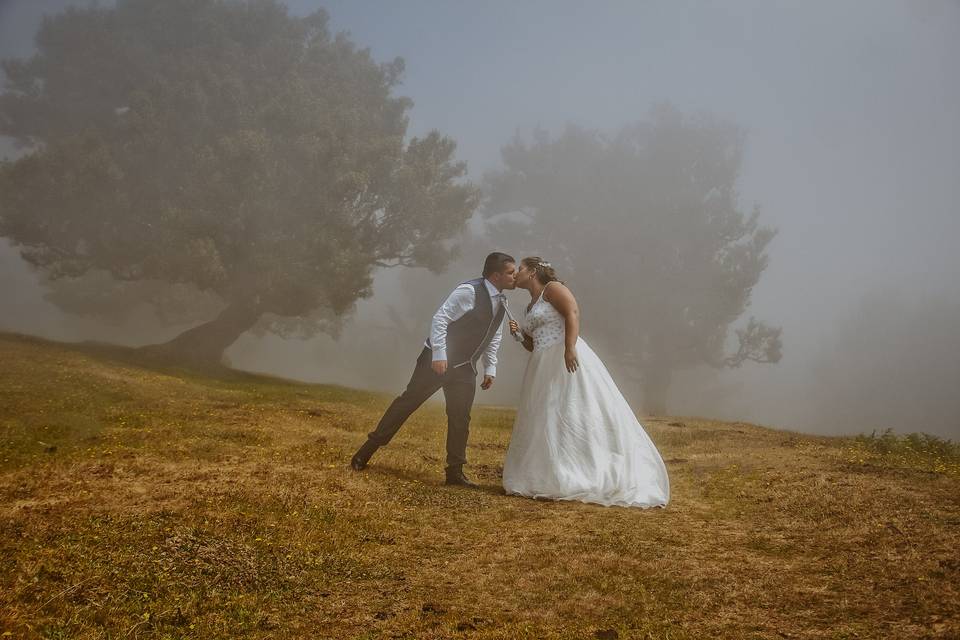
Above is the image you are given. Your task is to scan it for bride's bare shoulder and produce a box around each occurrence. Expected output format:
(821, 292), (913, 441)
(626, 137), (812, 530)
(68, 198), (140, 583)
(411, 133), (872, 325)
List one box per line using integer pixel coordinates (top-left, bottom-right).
(543, 281), (574, 304)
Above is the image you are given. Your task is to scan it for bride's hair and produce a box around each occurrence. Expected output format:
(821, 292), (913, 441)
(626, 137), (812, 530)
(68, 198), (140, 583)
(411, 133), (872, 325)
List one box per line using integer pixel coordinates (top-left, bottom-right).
(521, 257), (561, 286)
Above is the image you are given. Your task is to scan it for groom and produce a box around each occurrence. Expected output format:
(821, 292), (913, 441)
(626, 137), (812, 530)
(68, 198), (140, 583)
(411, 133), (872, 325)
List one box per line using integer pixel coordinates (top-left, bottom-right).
(350, 252), (517, 486)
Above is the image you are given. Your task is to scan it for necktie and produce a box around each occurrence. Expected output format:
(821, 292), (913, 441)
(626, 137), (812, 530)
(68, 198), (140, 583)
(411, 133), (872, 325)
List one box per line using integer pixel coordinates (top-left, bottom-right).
(497, 294), (523, 342)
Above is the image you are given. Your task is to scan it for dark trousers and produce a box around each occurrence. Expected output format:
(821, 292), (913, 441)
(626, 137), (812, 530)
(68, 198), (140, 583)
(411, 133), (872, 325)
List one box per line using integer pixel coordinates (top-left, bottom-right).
(367, 347), (477, 468)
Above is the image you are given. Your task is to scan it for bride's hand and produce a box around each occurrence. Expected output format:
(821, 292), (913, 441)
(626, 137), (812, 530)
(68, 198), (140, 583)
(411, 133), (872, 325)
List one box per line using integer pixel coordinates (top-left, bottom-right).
(508, 319), (520, 336)
(564, 347), (579, 373)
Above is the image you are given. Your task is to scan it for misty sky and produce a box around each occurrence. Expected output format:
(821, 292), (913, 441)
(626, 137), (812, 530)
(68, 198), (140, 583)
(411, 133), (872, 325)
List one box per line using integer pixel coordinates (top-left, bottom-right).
(2, 1), (959, 437)
(310, 0), (960, 321)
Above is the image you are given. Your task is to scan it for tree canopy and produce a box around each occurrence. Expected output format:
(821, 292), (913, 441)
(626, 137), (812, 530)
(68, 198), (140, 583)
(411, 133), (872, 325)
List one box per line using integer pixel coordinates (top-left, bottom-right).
(485, 106), (782, 413)
(0, 0), (478, 362)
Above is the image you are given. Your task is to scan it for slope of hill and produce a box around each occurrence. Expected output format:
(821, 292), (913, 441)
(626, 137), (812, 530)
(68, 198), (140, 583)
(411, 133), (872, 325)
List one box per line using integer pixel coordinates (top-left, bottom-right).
(1, 332), (957, 639)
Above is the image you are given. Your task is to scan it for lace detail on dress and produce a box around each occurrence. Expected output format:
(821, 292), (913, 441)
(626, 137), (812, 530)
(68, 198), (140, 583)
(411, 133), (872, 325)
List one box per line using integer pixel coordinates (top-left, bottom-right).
(524, 293), (565, 352)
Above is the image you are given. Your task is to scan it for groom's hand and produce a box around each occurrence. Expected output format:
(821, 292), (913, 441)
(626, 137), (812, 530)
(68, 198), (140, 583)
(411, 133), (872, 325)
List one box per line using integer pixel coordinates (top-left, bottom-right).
(481, 375), (495, 390)
(431, 360), (448, 376)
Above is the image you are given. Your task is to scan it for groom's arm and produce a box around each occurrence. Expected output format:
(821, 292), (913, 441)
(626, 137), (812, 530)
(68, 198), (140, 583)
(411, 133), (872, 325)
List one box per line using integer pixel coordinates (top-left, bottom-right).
(429, 284), (475, 374)
(480, 321), (504, 388)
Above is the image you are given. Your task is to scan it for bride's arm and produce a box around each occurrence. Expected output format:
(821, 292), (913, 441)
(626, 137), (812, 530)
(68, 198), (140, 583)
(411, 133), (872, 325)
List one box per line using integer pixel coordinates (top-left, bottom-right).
(544, 282), (580, 372)
(508, 319), (534, 352)
(521, 331), (534, 352)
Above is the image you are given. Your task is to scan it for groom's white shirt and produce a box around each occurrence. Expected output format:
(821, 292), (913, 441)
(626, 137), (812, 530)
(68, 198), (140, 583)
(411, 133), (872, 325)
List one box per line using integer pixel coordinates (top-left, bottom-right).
(425, 278), (504, 377)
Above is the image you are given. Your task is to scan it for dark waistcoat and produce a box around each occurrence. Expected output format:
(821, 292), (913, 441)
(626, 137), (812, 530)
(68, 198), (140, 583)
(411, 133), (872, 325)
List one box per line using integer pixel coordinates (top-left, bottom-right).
(430, 278), (506, 373)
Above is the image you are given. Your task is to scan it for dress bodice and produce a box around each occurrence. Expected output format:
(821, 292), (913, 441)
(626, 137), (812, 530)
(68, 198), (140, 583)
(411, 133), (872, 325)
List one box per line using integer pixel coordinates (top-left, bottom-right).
(523, 291), (566, 351)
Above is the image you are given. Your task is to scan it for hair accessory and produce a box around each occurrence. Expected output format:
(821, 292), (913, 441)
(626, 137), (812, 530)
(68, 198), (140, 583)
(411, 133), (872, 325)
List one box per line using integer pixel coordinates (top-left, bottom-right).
(539, 261), (551, 268)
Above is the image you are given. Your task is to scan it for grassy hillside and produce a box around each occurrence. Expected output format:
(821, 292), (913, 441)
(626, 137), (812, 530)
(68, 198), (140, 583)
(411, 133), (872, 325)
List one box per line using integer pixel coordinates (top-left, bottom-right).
(1, 332), (958, 639)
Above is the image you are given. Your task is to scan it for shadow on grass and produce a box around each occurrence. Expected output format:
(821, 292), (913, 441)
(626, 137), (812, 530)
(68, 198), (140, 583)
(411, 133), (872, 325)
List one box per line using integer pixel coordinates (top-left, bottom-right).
(360, 463), (507, 497)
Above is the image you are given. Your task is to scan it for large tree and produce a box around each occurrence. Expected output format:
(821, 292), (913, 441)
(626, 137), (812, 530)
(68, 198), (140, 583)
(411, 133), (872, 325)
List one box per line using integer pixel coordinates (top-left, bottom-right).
(0, 0), (478, 364)
(485, 106), (782, 414)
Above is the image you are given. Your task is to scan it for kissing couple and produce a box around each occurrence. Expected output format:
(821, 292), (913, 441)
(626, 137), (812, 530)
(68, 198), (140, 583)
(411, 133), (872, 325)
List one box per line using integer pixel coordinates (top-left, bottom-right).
(350, 252), (669, 508)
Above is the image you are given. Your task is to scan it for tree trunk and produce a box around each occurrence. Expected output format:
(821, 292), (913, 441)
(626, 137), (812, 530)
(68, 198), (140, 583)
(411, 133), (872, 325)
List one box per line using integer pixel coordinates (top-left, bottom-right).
(138, 301), (261, 368)
(640, 365), (672, 416)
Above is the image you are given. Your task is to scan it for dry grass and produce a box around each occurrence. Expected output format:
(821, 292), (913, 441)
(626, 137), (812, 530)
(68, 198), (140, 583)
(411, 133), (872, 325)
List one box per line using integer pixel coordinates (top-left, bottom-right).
(1, 331), (958, 639)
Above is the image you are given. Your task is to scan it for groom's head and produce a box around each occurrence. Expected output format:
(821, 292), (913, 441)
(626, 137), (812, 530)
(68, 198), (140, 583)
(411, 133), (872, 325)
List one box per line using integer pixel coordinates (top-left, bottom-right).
(483, 252), (517, 291)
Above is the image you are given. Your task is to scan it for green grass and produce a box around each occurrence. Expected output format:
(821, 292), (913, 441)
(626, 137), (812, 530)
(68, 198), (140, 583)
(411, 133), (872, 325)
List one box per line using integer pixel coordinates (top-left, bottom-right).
(842, 429), (960, 476)
(1, 332), (958, 639)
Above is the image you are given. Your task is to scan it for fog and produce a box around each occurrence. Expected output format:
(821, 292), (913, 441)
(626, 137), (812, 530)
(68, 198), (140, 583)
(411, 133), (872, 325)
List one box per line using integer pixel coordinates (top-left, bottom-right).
(1, 0), (958, 439)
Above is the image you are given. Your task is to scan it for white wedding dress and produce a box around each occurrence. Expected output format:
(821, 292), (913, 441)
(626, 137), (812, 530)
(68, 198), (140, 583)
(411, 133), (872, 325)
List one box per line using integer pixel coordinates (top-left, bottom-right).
(502, 290), (670, 508)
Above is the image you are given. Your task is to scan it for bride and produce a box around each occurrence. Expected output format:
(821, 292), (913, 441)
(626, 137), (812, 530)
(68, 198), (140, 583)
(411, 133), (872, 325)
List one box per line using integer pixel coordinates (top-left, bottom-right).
(503, 257), (670, 508)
